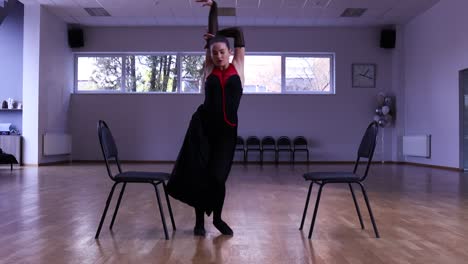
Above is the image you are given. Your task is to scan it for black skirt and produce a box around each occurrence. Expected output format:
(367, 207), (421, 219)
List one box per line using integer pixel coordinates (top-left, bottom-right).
(167, 105), (236, 215)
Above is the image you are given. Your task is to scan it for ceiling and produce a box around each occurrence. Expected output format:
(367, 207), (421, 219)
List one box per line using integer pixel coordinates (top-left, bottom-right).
(18, 0), (440, 27)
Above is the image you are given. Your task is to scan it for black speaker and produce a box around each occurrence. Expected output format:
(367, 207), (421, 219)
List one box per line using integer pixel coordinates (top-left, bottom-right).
(68, 28), (84, 48)
(380, 29), (396, 49)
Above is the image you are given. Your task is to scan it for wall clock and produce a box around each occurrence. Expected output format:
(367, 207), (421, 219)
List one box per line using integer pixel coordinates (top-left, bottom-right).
(352, 63), (376, 88)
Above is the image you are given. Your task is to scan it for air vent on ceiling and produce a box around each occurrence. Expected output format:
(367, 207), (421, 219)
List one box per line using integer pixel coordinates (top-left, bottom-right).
(218, 7), (236, 17)
(340, 8), (367, 17)
(84, 7), (111, 17)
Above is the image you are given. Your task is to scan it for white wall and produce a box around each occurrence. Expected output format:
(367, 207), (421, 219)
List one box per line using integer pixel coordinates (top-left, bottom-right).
(71, 26), (394, 161)
(403, 0), (468, 168)
(22, 3), (73, 165)
(37, 3), (73, 164)
(22, 2), (40, 165)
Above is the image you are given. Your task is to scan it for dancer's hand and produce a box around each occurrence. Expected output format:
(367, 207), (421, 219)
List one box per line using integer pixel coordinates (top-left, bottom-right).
(204, 32), (215, 41)
(195, 0), (213, 7)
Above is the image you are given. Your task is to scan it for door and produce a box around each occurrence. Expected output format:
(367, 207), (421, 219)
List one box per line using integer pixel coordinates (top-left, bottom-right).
(459, 69), (468, 170)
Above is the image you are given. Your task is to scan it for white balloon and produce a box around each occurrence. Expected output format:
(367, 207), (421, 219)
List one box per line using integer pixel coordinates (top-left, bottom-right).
(375, 108), (382, 115)
(382, 105), (390, 115)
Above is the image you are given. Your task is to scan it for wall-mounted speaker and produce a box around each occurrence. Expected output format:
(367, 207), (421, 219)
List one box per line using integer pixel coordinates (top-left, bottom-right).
(68, 28), (84, 48)
(380, 29), (396, 49)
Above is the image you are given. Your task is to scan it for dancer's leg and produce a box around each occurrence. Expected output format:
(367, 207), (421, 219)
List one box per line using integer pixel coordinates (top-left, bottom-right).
(194, 207), (206, 236)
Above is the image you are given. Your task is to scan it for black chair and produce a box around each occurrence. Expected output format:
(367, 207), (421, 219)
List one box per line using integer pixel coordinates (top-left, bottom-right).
(299, 121), (380, 239)
(95, 120), (176, 240)
(0, 148), (18, 170)
(276, 136), (292, 163)
(293, 136), (309, 162)
(261, 136), (277, 164)
(245, 136), (261, 162)
(235, 136), (246, 163)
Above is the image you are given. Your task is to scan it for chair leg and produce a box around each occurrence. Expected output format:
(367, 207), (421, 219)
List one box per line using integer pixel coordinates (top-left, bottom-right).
(290, 151), (293, 163)
(110, 182), (127, 230)
(293, 150), (295, 163)
(162, 182), (176, 231)
(95, 182), (119, 239)
(348, 183), (364, 229)
(308, 183), (324, 239)
(306, 150), (309, 162)
(260, 150), (263, 165)
(243, 150), (246, 164)
(153, 183), (169, 240)
(10, 163), (13, 170)
(358, 183), (380, 238)
(299, 182), (313, 230)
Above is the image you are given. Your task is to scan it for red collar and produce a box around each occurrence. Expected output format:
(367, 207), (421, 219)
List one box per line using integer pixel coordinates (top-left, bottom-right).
(210, 64), (238, 88)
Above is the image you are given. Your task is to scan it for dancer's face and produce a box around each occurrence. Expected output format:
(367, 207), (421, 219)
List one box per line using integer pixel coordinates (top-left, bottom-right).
(210, 42), (231, 68)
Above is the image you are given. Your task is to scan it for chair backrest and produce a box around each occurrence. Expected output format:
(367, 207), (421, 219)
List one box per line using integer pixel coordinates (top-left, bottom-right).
(98, 120), (122, 180)
(353, 121), (379, 181)
(261, 136), (276, 150)
(236, 136), (245, 150)
(293, 136), (308, 149)
(246, 136), (261, 149)
(277, 136), (292, 150)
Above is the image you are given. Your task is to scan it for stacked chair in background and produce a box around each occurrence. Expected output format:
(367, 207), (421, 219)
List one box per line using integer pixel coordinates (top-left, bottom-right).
(235, 135), (309, 164)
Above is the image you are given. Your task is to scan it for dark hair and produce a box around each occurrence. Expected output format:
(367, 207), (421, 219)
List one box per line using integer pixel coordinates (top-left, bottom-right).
(208, 35), (230, 50)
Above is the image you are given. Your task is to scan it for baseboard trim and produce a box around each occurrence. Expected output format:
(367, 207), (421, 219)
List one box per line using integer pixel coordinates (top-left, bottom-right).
(68, 160), (461, 171)
(39, 160), (72, 166)
(72, 160), (174, 164)
(388, 161), (461, 171)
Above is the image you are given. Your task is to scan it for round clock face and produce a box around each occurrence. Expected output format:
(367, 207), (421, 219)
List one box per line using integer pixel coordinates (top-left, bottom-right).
(352, 64), (376, 88)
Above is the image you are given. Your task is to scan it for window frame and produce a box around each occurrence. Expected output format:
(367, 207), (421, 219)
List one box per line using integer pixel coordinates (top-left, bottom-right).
(74, 52), (336, 95)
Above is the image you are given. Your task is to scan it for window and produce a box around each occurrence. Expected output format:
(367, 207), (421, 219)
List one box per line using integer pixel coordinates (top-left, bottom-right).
(180, 54), (205, 93)
(75, 53), (335, 94)
(77, 56), (122, 91)
(244, 55), (281, 93)
(285, 56), (332, 93)
(124, 55), (178, 93)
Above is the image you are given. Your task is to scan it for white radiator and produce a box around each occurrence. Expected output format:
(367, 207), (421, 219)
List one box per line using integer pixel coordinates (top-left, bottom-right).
(402, 135), (431, 158)
(43, 133), (71, 156)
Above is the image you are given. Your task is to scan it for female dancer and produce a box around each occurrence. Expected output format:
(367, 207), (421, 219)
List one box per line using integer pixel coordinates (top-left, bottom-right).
(168, 0), (245, 236)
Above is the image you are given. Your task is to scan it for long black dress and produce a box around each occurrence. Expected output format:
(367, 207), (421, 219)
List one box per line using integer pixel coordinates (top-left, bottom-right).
(168, 63), (242, 215)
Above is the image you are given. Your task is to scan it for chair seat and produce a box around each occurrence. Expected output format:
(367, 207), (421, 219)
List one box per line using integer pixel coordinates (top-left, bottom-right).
(115, 171), (170, 182)
(0, 153), (18, 164)
(303, 171), (360, 182)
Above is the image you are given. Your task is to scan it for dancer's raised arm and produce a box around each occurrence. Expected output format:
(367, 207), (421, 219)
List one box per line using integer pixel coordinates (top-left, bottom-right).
(197, 0), (218, 72)
(217, 27), (245, 82)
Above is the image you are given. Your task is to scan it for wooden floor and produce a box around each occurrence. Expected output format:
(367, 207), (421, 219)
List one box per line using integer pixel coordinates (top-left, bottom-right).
(1, 162), (468, 263)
